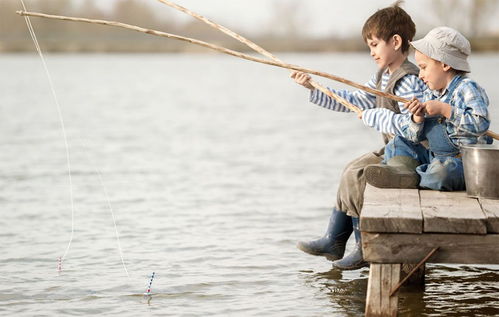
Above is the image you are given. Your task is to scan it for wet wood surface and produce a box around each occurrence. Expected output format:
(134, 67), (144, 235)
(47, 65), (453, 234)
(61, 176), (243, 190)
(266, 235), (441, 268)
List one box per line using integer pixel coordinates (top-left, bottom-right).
(365, 263), (400, 317)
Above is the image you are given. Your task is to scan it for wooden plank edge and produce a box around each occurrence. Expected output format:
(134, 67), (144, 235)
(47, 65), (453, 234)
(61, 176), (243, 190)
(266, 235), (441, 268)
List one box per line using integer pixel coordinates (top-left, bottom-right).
(362, 232), (499, 264)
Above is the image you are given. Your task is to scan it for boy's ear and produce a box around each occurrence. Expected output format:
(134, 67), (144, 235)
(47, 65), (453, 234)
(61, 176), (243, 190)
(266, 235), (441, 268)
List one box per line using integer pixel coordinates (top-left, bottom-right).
(441, 63), (452, 72)
(392, 34), (402, 51)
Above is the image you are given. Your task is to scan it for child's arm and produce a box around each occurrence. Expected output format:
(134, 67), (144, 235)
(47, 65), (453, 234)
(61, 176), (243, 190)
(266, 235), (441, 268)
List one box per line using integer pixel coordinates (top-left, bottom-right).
(422, 100), (451, 117)
(399, 98), (426, 142)
(291, 71), (377, 113)
(425, 82), (490, 136)
(361, 75), (426, 135)
(291, 72), (314, 90)
(361, 109), (412, 135)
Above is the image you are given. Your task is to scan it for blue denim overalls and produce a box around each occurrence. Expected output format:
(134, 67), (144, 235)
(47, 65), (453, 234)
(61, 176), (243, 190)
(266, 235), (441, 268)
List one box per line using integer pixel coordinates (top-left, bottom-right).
(384, 123), (465, 191)
(383, 78), (466, 191)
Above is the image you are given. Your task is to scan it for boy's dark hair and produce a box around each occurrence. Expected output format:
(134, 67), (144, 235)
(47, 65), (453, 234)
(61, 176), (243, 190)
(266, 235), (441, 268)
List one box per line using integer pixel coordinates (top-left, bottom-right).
(361, 0), (416, 53)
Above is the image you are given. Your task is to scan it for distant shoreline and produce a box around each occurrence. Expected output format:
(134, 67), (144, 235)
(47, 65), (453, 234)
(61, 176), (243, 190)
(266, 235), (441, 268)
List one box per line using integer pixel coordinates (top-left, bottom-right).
(2, 36), (498, 53)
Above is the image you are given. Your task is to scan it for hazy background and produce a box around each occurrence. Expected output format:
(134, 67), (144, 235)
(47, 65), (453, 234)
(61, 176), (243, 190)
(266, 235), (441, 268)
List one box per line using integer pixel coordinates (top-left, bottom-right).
(2, 1), (499, 315)
(1, 0), (499, 52)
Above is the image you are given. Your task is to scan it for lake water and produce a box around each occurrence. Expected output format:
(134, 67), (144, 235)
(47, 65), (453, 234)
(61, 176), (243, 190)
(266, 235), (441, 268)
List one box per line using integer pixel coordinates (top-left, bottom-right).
(1, 53), (498, 316)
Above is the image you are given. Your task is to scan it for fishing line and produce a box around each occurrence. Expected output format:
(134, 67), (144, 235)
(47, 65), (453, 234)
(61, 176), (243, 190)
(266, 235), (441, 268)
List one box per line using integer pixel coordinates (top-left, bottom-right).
(80, 140), (130, 277)
(20, 0), (75, 263)
(20, 1), (130, 278)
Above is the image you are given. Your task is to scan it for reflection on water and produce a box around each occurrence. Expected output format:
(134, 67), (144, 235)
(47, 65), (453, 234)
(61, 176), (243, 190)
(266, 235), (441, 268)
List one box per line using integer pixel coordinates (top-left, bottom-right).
(422, 265), (499, 316)
(0, 53), (498, 316)
(305, 268), (369, 316)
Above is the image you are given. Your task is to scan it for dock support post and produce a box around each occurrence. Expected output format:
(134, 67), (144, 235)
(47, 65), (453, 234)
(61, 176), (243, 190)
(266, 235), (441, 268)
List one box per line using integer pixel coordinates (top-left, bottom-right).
(365, 263), (400, 317)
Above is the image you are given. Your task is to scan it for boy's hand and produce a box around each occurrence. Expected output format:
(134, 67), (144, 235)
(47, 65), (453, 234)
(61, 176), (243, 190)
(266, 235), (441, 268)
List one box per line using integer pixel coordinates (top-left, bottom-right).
(423, 100), (452, 118)
(290, 71), (314, 90)
(405, 98), (425, 123)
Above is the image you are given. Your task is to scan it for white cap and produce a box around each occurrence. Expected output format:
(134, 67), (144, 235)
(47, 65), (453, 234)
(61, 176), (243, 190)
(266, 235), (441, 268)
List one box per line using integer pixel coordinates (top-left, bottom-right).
(411, 27), (471, 72)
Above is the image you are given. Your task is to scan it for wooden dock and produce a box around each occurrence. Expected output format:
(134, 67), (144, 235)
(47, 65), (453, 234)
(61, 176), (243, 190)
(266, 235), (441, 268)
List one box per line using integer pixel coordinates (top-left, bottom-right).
(360, 184), (499, 316)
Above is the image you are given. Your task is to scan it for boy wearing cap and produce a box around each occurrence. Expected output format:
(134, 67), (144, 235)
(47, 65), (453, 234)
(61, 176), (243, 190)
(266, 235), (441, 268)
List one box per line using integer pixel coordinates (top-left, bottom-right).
(365, 27), (492, 190)
(291, 2), (426, 270)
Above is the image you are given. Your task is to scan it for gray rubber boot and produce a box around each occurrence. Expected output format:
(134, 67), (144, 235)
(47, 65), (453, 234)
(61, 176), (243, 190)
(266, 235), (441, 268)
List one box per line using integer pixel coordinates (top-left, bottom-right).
(332, 217), (369, 270)
(364, 156), (420, 189)
(296, 208), (353, 261)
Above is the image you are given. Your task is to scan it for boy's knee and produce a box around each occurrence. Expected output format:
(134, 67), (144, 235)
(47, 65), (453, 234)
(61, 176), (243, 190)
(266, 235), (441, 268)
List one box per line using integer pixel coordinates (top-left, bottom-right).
(341, 152), (383, 177)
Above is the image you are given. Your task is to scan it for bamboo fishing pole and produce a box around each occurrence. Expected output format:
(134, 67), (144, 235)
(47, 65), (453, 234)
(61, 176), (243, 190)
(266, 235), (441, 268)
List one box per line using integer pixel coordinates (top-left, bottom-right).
(154, 0), (360, 113)
(151, 1), (499, 141)
(15, 10), (386, 108)
(16, 10), (499, 140)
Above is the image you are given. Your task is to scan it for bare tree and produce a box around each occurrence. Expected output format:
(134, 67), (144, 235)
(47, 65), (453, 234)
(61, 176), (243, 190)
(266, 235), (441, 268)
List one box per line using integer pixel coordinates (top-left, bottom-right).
(432, 0), (498, 37)
(267, 0), (308, 38)
(112, 0), (161, 29)
(77, 0), (107, 19)
(469, 0), (499, 37)
(0, 0), (27, 37)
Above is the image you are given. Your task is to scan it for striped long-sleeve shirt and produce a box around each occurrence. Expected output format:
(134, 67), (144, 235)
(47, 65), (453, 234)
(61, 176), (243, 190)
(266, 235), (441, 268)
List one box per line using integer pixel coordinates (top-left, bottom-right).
(309, 71), (426, 135)
(403, 75), (491, 146)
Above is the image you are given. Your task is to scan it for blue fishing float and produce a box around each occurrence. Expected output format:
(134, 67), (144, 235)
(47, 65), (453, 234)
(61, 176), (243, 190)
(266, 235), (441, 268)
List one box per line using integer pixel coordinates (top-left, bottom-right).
(144, 272), (155, 298)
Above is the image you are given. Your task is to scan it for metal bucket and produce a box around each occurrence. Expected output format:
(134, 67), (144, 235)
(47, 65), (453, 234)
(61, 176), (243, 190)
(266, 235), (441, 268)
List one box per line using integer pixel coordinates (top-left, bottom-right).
(462, 144), (499, 199)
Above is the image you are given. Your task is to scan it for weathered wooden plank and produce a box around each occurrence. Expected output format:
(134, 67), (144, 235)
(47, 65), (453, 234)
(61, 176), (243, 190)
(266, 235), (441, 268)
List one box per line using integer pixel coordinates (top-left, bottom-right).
(365, 263), (400, 317)
(381, 264), (399, 315)
(479, 198), (499, 233)
(361, 185), (422, 233)
(366, 264), (381, 317)
(362, 232), (499, 264)
(420, 190), (487, 234)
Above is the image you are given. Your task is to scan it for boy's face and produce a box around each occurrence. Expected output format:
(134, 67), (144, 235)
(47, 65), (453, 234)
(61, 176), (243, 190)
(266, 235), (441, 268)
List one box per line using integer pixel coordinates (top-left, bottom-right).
(414, 50), (451, 91)
(366, 35), (400, 70)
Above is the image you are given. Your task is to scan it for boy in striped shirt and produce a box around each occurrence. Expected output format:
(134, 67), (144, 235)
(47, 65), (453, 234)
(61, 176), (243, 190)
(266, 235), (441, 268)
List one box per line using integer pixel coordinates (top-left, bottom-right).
(365, 27), (492, 191)
(291, 2), (425, 270)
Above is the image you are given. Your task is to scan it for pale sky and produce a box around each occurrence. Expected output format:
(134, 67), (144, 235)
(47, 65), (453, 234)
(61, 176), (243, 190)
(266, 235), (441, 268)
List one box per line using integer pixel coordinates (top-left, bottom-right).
(85, 0), (499, 38)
